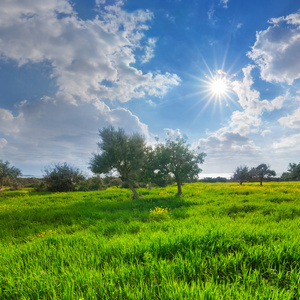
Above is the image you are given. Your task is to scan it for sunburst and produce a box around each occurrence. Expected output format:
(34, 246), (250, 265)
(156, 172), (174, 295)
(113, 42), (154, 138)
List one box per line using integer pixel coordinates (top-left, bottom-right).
(194, 68), (237, 115)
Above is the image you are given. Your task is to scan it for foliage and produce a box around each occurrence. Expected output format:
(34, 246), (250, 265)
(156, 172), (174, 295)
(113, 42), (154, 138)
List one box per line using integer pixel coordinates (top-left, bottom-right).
(16, 177), (44, 189)
(139, 146), (176, 188)
(232, 165), (250, 185)
(90, 126), (146, 198)
(0, 182), (299, 299)
(250, 163), (276, 185)
(43, 162), (85, 192)
(281, 163), (300, 181)
(109, 177), (123, 188)
(78, 176), (105, 191)
(0, 160), (22, 189)
(200, 176), (228, 183)
(154, 137), (206, 195)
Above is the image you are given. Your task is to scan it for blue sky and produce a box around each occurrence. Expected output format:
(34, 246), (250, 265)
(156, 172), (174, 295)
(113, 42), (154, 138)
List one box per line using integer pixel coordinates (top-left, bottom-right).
(0, 0), (299, 177)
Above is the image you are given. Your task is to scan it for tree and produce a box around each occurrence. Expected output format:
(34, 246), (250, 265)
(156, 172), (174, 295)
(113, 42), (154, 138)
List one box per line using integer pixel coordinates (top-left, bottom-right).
(44, 163), (84, 192)
(89, 126), (146, 199)
(155, 137), (206, 195)
(138, 145), (171, 189)
(233, 165), (249, 185)
(282, 163), (300, 181)
(0, 160), (22, 189)
(250, 163), (276, 185)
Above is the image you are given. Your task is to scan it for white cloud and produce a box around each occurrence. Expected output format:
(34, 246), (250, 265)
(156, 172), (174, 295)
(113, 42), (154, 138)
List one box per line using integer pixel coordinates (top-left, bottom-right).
(231, 65), (288, 116)
(261, 129), (271, 136)
(220, 0), (229, 9)
(163, 128), (182, 140)
(272, 133), (300, 150)
(0, 0), (180, 104)
(146, 99), (156, 107)
(278, 107), (300, 128)
(199, 131), (259, 153)
(0, 138), (7, 148)
(141, 37), (157, 64)
(248, 12), (300, 84)
(0, 0), (181, 174)
(207, 8), (216, 25)
(0, 109), (21, 135)
(198, 131), (261, 173)
(0, 97), (149, 168)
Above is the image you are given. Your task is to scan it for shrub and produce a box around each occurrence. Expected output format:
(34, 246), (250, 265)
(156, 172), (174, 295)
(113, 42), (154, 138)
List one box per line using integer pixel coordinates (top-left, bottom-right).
(78, 176), (105, 191)
(43, 163), (84, 192)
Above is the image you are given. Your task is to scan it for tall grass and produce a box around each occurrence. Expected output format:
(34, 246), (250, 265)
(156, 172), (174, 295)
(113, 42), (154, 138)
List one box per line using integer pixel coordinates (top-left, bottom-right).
(0, 182), (299, 299)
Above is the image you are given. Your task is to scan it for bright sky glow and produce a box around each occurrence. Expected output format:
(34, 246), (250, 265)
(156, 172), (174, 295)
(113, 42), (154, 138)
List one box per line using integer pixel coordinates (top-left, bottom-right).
(0, 0), (300, 177)
(211, 79), (227, 96)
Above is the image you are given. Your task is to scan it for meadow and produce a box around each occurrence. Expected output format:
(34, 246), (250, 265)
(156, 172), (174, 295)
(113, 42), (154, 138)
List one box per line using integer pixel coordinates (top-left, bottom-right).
(0, 182), (299, 299)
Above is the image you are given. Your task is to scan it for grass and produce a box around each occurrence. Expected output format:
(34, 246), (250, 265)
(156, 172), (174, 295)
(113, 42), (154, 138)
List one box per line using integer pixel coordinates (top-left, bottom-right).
(0, 182), (299, 299)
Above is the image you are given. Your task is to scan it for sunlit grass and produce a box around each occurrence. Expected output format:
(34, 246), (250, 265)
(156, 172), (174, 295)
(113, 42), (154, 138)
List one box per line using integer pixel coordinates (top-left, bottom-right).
(0, 182), (299, 299)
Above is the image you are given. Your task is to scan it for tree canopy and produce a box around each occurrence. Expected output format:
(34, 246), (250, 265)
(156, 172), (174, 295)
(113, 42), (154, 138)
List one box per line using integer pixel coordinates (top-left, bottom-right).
(233, 165), (249, 185)
(0, 160), (22, 189)
(89, 126), (146, 199)
(250, 164), (276, 185)
(281, 163), (300, 181)
(154, 137), (206, 195)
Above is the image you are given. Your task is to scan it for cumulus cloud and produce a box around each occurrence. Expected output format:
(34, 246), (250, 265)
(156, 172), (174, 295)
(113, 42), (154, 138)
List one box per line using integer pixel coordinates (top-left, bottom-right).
(278, 107), (300, 128)
(0, 97), (149, 167)
(163, 128), (182, 140)
(231, 65), (288, 116)
(0, 0), (182, 174)
(0, 0), (180, 104)
(248, 12), (300, 84)
(199, 131), (259, 154)
(141, 38), (157, 64)
(198, 130), (261, 173)
(272, 133), (300, 150)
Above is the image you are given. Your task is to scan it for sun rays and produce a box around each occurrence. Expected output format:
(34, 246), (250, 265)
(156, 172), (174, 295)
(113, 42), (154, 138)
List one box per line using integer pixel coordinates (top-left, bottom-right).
(191, 66), (238, 118)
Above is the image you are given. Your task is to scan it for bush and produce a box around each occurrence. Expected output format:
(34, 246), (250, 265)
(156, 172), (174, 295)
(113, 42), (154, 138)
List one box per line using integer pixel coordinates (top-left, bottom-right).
(43, 163), (84, 192)
(78, 176), (105, 191)
(0, 160), (22, 189)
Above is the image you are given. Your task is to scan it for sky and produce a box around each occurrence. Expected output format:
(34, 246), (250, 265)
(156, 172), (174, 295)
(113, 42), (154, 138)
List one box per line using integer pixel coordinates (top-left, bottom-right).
(0, 0), (299, 178)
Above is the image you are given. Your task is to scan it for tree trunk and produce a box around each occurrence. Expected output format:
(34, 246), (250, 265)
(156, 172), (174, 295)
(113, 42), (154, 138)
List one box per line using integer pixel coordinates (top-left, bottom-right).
(260, 180), (263, 186)
(177, 181), (183, 196)
(240, 181), (243, 185)
(147, 182), (152, 190)
(127, 181), (139, 199)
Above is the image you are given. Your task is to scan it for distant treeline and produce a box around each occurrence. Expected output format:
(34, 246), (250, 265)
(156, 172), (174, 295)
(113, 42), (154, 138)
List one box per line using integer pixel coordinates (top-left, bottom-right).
(1, 125), (300, 195)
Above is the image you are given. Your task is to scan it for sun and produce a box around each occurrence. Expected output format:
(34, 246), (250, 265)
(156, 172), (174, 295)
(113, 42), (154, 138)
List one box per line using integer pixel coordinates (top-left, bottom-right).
(211, 78), (227, 95)
(190, 68), (237, 116)
(201, 69), (232, 103)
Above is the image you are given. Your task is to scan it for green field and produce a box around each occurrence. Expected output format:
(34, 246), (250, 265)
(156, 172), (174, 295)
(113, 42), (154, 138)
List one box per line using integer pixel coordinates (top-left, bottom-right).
(1, 182), (300, 299)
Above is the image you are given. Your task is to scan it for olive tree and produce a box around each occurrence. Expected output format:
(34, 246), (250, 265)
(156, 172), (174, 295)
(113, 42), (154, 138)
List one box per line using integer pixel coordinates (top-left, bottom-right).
(155, 137), (206, 195)
(250, 163), (276, 185)
(281, 163), (300, 181)
(89, 126), (146, 199)
(233, 165), (250, 185)
(0, 160), (22, 189)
